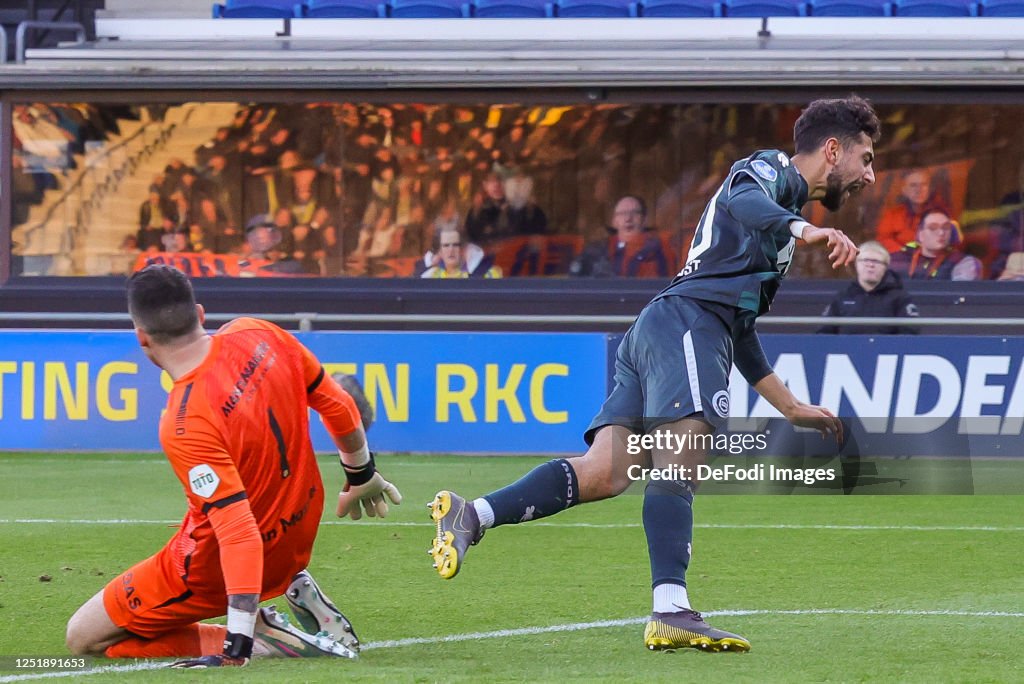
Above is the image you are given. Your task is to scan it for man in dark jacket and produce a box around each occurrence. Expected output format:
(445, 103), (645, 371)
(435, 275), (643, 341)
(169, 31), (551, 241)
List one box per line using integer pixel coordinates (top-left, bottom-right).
(570, 195), (671, 278)
(820, 240), (919, 334)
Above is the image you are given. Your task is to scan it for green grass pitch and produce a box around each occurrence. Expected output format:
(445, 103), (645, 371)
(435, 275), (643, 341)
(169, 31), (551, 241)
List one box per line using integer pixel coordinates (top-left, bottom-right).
(0, 452), (1022, 683)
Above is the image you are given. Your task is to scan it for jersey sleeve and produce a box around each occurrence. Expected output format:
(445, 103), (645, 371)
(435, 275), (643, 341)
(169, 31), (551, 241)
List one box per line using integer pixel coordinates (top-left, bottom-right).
(728, 151), (797, 205)
(725, 151), (805, 234)
(732, 316), (774, 386)
(285, 328), (362, 439)
(162, 410), (247, 515)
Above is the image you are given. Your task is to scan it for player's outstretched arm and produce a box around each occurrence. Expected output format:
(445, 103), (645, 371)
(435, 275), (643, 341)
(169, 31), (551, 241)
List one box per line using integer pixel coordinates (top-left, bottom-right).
(752, 373), (844, 443)
(336, 441), (403, 520)
(799, 224), (858, 270)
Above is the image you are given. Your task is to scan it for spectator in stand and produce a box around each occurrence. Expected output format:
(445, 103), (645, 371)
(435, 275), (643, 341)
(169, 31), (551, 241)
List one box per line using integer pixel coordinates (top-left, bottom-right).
(281, 222), (325, 275)
(890, 209), (983, 281)
(421, 228), (501, 279)
(138, 188), (175, 252)
(502, 172), (548, 237)
(875, 169), (945, 253)
(569, 195), (671, 278)
(464, 172), (508, 248)
(197, 198), (237, 254)
(161, 229), (192, 255)
(819, 240), (919, 335)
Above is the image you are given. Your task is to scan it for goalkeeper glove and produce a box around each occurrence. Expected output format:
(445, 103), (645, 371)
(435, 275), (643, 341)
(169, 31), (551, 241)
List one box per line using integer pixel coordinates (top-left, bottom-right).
(337, 452), (402, 519)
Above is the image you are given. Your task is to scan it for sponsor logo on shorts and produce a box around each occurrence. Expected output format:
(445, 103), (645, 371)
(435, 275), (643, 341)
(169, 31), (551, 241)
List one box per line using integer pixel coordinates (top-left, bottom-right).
(188, 464), (220, 498)
(751, 159), (778, 182)
(712, 390), (730, 417)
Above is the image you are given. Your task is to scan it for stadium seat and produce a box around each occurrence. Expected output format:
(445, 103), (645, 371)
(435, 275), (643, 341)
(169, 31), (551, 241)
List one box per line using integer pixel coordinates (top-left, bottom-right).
(301, 0), (385, 16)
(472, 0), (555, 16)
(723, 0), (806, 14)
(555, 0), (636, 16)
(976, 0), (1024, 14)
(387, 0), (469, 16)
(634, 0), (722, 16)
(213, 0), (297, 17)
(805, 0), (891, 14)
(892, 0), (975, 14)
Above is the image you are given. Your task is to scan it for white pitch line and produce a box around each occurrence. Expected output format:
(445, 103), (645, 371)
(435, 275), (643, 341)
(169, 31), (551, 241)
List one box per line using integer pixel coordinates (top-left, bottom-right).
(2, 519), (1024, 532)
(2, 607), (1022, 683)
(0, 661), (167, 683)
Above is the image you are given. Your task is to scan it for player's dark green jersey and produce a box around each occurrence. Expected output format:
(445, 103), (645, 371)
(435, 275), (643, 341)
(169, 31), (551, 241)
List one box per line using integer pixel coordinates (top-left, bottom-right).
(658, 149), (809, 316)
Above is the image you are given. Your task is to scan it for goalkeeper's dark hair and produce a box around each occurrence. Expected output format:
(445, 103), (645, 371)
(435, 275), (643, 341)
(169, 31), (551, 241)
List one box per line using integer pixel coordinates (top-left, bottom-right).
(126, 264), (200, 345)
(794, 95), (881, 155)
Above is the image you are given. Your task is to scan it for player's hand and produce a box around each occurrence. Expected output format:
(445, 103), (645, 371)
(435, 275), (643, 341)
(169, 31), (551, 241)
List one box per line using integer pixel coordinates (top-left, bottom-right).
(337, 471), (403, 519)
(801, 225), (858, 270)
(168, 654), (248, 668)
(785, 402), (844, 443)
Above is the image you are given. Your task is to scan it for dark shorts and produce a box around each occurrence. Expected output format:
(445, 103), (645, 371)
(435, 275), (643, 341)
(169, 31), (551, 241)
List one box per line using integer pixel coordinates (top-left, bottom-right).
(585, 296), (734, 444)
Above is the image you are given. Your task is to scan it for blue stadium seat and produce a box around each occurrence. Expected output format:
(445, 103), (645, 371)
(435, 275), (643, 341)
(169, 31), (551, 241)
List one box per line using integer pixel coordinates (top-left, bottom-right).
(472, 0), (554, 16)
(635, 0), (722, 16)
(213, 0), (297, 17)
(301, 0), (385, 16)
(806, 0), (891, 14)
(977, 0), (1024, 14)
(555, 0), (635, 15)
(723, 0), (805, 14)
(388, 0), (468, 15)
(892, 0), (975, 13)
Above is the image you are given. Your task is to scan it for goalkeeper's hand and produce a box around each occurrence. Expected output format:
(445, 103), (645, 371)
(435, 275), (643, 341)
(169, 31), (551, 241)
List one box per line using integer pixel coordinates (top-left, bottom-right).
(169, 622), (253, 668)
(337, 452), (402, 519)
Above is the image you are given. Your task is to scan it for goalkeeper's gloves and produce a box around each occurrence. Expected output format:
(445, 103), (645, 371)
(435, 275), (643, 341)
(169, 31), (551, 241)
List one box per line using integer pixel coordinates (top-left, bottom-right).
(168, 630), (252, 668)
(337, 452), (402, 519)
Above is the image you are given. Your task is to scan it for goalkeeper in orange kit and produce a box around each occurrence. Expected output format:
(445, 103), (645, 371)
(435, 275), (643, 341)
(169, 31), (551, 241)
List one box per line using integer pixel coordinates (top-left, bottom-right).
(65, 264), (401, 667)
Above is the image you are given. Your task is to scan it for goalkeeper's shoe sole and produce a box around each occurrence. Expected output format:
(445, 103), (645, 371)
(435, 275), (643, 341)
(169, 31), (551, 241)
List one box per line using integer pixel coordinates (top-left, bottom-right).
(252, 606), (357, 660)
(285, 569), (360, 652)
(427, 490), (482, 579)
(643, 610), (751, 653)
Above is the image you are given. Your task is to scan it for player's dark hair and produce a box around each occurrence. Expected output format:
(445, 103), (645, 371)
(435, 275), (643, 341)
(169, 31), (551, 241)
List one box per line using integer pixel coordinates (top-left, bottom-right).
(126, 265), (199, 344)
(793, 95), (881, 154)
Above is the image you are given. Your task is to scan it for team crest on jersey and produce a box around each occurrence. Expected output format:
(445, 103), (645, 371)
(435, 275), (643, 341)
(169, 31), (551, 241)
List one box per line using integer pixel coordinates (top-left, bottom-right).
(751, 160), (778, 182)
(712, 390), (731, 417)
(188, 464), (220, 498)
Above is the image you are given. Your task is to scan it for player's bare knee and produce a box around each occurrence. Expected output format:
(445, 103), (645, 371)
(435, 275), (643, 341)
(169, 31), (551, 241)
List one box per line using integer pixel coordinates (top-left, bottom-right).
(65, 616), (95, 656)
(573, 448), (637, 500)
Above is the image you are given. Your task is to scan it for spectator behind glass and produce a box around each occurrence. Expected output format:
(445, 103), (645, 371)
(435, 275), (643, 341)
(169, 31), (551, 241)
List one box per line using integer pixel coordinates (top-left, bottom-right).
(819, 240), (919, 335)
(421, 228), (501, 279)
(464, 172), (508, 248)
(875, 169), (945, 253)
(890, 210), (982, 281)
(502, 173), (548, 236)
(138, 188), (173, 252)
(569, 195), (671, 278)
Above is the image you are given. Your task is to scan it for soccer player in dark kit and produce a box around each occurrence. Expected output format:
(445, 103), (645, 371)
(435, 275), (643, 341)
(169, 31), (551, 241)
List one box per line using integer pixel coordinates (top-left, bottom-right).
(428, 96), (880, 653)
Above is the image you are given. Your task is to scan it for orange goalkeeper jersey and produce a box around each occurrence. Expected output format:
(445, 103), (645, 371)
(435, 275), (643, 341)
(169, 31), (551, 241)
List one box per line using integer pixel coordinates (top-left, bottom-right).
(158, 318), (361, 583)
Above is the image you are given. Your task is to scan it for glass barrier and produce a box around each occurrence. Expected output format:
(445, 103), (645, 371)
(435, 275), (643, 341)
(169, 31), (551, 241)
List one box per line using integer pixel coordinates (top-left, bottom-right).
(10, 100), (1024, 280)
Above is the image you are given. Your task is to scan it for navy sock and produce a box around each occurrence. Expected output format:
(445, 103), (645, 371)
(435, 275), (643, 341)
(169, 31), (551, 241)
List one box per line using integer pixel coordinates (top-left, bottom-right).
(643, 479), (695, 591)
(483, 459), (579, 528)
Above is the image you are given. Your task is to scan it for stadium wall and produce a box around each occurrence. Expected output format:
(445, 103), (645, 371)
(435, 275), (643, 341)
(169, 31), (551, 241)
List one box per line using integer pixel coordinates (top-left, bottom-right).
(1, 329), (1021, 455)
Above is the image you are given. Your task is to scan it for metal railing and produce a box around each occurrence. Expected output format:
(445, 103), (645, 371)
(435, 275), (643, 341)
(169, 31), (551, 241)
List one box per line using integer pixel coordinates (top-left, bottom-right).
(15, 21), (86, 64)
(0, 312), (1021, 332)
(15, 111), (184, 274)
